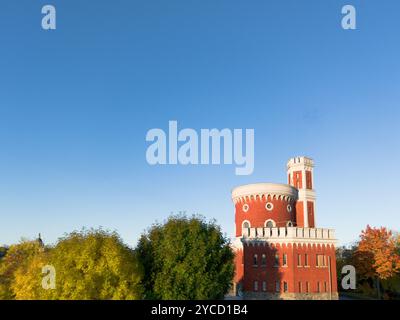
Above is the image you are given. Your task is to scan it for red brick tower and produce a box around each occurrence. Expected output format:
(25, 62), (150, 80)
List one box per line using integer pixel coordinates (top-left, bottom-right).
(287, 157), (316, 228)
(231, 157), (338, 300)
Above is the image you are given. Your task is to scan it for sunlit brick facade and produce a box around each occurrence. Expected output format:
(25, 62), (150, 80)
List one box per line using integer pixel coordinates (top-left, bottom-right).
(231, 157), (338, 300)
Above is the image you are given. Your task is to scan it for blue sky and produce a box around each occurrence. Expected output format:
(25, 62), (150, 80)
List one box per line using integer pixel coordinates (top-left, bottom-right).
(0, 0), (399, 247)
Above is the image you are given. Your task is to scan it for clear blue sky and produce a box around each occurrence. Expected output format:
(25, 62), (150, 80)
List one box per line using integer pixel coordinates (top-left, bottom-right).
(1, 0), (399, 247)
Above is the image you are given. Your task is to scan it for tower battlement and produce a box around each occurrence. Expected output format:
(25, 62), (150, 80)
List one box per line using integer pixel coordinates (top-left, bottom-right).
(287, 156), (314, 169)
(242, 227), (336, 243)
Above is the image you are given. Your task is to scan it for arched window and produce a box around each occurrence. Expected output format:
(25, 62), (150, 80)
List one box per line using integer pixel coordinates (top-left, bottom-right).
(283, 253), (288, 266)
(242, 220), (250, 229)
(264, 219), (276, 228)
(253, 254), (258, 266)
(253, 281), (258, 292)
(274, 254), (280, 267)
(261, 254), (267, 266)
(286, 221), (293, 227)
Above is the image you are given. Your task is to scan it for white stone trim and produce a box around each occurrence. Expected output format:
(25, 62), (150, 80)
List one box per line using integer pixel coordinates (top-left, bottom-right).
(286, 156), (314, 171)
(241, 227), (337, 247)
(232, 183), (298, 204)
(242, 239), (337, 247)
(298, 189), (316, 200)
(304, 200), (309, 228)
(231, 237), (243, 250)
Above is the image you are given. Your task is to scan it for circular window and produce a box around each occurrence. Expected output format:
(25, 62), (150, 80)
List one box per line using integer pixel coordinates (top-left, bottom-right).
(265, 202), (274, 211)
(287, 204), (292, 212)
(242, 204), (249, 212)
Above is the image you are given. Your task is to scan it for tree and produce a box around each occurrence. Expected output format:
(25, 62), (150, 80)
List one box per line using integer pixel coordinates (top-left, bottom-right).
(0, 240), (43, 299)
(0, 246), (8, 259)
(356, 225), (400, 298)
(11, 229), (144, 300)
(136, 215), (235, 300)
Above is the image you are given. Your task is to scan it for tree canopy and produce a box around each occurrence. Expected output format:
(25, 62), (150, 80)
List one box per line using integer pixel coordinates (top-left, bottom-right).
(1, 229), (144, 300)
(336, 225), (400, 299)
(357, 225), (400, 280)
(0, 240), (43, 299)
(136, 215), (235, 300)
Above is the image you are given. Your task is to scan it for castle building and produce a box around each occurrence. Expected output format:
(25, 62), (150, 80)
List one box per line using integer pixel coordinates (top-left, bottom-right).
(232, 157), (338, 299)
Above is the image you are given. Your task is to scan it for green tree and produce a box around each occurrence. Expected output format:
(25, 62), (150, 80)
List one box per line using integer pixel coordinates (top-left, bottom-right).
(12, 229), (144, 300)
(136, 215), (235, 300)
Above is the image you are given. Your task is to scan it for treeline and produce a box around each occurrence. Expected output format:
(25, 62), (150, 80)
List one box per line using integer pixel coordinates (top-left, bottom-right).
(0, 215), (234, 300)
(336, 225), (400, 300)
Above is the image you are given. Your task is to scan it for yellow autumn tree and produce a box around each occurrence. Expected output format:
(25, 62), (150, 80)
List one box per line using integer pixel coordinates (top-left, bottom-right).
(11, 250), (50, 299)
(12, 229), (144, 300)
(0, 239), (43, 299)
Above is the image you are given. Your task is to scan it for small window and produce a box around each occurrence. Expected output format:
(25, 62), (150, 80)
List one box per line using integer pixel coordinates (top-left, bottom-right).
(287, 204), (292, 212)
(317, 282), (320, 293)
(283, 253), (288, 266)
(253, 281), (258, 292)
(275, 281), (280, 293)
(274, 254), (279, 267)
(242, 221), (250, 230)
(262, 281), (267, 292)
(253, 254), (258, 266)
(286, 221), (293, 227)
(265, 220), (275, 228)
(283, 282), (288, 293)
(261, 254), (266, 266)
(306, 282), (310, 293)
(265, 202), (274, 211)
(304, 254), (309, 266)
(298, 282), (302, 293)
(242, 204), (249, 212)
(316, 254), (325, 267)
(324, 282), (327, 292)
(297, 254), (302, 266)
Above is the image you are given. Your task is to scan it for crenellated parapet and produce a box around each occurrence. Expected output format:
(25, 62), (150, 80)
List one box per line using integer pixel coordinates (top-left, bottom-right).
(241, 227), (336, 246)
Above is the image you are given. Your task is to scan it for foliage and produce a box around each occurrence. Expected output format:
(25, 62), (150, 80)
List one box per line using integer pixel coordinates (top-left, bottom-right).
(0, 240), (43, 299)
(336, 226), (400, 299)
(0, 246), (8, 259)
(2, 229), (144, 300)
(136, 215), (235, 300)
(357, 225), (400, 280)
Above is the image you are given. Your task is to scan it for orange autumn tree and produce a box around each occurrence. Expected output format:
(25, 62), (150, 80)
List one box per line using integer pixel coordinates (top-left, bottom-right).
(356, 225), (400, 297)
(357, 226), (400, 279)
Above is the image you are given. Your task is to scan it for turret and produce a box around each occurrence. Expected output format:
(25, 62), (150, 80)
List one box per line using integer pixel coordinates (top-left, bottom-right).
(287, 156), (316, 227)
